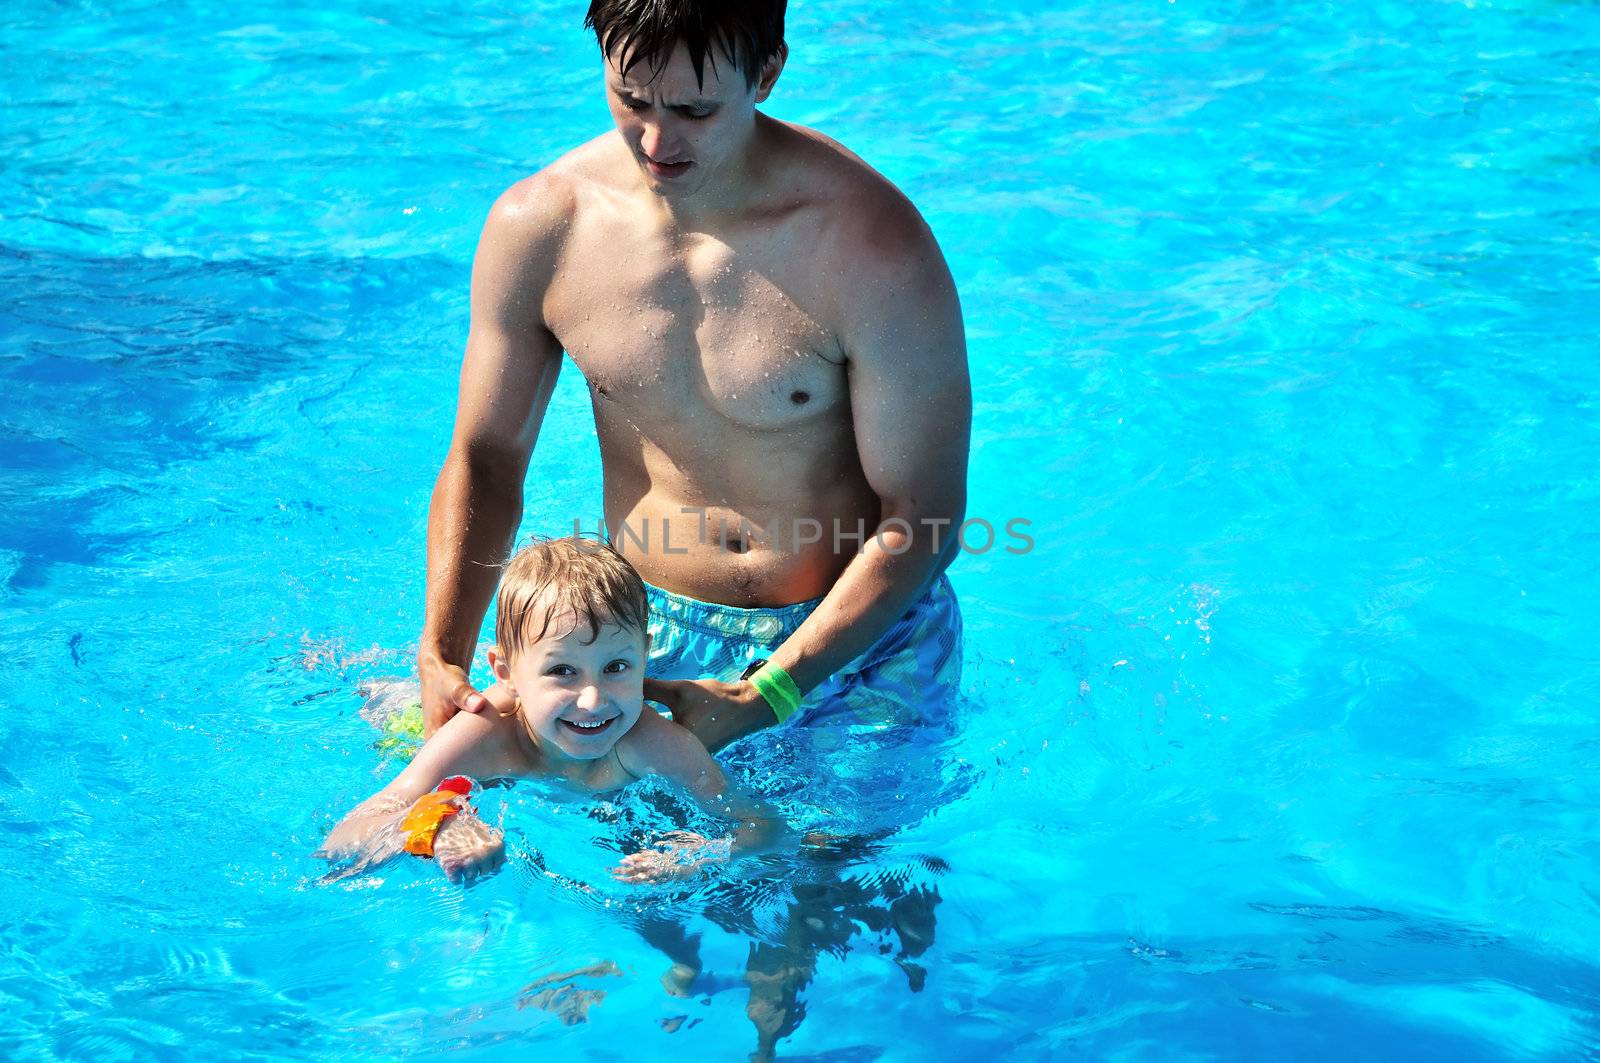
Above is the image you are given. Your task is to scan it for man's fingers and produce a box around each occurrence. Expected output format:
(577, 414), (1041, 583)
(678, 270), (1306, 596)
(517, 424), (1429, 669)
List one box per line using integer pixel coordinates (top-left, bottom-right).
(423, 700), (451, 736)
(646, 680), (701, 729)
(453, 681), (485, 713)
(461, 688), (489, 714)
(643, 678), (685, 708)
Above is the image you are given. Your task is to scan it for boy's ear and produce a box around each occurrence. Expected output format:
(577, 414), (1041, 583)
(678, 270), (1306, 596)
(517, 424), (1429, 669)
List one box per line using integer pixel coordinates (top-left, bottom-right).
(487, 646), (513, 685)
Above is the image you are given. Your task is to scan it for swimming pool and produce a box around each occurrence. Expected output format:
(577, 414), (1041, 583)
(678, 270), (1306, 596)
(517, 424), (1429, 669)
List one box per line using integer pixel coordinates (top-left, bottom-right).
(4, 0), (1598, 1058)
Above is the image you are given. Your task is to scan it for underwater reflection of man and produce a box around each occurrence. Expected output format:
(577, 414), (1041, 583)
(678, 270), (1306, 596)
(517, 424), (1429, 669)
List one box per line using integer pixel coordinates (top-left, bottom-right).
(631, 832), (944, 1059)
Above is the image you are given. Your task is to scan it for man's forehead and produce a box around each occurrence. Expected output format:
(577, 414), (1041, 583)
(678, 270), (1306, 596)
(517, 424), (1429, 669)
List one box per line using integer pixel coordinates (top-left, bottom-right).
(605, 39), (740, 97)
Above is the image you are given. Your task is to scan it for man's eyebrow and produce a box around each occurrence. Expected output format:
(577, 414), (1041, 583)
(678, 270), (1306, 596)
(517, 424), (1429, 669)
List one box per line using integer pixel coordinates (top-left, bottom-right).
(611, 87), (717, 109)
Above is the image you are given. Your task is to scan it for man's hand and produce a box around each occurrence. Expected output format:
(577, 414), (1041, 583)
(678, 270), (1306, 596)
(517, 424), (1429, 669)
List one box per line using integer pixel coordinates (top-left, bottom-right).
(419, 650), (491, 736)
(431, 809), (506, 886)
(644, 677), (775, 753)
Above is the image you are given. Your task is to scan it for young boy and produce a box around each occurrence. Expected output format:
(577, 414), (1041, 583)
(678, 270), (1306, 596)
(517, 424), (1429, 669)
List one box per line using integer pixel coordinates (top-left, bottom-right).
(320, 537), (784, 885)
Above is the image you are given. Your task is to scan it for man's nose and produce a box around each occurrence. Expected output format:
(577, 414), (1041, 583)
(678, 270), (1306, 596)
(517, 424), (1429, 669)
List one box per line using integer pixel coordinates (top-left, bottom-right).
(639, 121), (669, 159)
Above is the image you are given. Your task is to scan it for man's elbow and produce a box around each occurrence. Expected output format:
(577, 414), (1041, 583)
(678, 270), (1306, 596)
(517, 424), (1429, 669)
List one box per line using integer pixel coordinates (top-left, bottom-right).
(877, 490), (966, 563)
(456, 439), (532, 485)
(430, 444), (531, 521)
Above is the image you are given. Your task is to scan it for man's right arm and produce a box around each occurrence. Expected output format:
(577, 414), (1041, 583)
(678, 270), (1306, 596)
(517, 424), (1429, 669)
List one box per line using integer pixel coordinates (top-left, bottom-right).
(419, 174), (570, 734)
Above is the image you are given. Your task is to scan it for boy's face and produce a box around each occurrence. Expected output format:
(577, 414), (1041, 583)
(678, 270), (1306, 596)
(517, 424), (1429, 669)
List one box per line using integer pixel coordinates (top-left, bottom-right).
(491, 613), (647, 762)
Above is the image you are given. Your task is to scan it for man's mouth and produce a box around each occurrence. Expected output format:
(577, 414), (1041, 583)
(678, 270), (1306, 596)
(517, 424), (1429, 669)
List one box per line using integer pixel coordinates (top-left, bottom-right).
(560, 715), (619, 736)
(645, 156), (692, 178)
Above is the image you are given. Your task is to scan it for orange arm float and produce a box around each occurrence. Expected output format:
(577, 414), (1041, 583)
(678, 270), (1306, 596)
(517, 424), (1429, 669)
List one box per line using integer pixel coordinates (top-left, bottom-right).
(400, 776), (476, 858)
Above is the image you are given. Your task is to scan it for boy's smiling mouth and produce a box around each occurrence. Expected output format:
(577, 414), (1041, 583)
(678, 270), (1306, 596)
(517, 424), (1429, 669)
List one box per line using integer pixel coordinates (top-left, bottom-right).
(560, 715), (619, 736)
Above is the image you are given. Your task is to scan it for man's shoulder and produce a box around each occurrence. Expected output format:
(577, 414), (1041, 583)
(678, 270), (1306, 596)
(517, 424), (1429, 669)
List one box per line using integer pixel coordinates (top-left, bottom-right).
(773, 121), (939, 274)
(767, 122), (949, 337)
(483, 133), (628, 246)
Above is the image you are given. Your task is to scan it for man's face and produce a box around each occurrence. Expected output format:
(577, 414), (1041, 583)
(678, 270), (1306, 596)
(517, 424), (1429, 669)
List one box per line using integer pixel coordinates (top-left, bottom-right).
(604, 41), (777, 197)
(492, 613), (647, 762)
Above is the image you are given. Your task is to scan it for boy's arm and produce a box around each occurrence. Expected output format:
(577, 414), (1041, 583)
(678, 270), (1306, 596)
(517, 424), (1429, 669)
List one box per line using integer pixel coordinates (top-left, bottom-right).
(614, 715), (788, 869)
(319, 705), (515, 860)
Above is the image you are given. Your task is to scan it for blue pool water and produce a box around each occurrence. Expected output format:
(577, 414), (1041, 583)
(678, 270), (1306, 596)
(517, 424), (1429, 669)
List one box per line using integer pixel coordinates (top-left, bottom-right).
(4, 0), (1599, 1058)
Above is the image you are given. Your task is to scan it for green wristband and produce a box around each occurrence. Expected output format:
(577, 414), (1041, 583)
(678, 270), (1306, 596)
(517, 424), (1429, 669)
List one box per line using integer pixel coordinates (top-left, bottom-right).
(748, 663), (803, 724)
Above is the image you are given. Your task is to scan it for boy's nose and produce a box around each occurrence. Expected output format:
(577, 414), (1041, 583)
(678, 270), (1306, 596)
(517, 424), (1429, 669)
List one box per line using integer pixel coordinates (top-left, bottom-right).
(576, 684), (601, 711)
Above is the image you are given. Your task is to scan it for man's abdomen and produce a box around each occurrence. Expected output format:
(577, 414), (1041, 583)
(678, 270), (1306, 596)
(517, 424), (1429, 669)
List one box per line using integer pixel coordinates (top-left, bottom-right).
(601, 462), (880, 607)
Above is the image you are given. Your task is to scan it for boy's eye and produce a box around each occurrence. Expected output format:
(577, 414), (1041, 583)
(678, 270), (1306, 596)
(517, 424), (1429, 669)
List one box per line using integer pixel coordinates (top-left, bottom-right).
(604, 659), (631, 674)
(620, 96), (648, 111)
(546, 664), (576, 677)
(679, 107), (714, 121)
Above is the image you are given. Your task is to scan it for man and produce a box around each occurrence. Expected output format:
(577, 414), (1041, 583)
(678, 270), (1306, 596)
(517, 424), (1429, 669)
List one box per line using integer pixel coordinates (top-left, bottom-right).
(419, 0), (970, 751)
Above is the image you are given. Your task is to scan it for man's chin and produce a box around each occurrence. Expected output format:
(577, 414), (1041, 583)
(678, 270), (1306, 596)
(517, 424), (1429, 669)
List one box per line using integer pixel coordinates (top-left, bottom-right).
(640, 161), (699, 193)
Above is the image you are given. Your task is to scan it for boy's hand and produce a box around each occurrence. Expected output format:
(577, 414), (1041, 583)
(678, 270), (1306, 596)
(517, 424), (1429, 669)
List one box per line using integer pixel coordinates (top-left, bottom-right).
(610, 831), (731, 885)
(431, 810), (506, 885)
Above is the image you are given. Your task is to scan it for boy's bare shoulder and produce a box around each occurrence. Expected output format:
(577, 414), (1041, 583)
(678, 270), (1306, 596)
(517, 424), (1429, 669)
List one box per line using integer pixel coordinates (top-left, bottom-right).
(414, 693), (534, 783)
(615, 710), (711, 781)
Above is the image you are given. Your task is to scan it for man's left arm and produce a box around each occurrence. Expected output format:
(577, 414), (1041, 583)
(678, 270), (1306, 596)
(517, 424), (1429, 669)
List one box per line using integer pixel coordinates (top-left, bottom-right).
(651, 191), (970, 750)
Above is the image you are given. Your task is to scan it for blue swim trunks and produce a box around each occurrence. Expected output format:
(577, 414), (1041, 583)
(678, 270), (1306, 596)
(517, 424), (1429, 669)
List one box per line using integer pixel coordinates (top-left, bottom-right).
(645, 573), (963, 729)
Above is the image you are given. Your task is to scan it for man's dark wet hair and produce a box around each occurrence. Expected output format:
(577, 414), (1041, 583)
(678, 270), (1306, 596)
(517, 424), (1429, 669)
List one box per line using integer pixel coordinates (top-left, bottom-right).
(585, 0), (786, 90)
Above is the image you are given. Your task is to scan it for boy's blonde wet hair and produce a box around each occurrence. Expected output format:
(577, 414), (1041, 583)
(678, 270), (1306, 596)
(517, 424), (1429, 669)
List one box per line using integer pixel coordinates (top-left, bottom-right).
(494, 537), (649, 662)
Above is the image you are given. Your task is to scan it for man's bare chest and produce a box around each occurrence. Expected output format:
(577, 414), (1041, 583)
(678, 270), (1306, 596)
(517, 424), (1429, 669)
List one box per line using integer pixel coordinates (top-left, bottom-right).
(545, 231), (848, 431)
